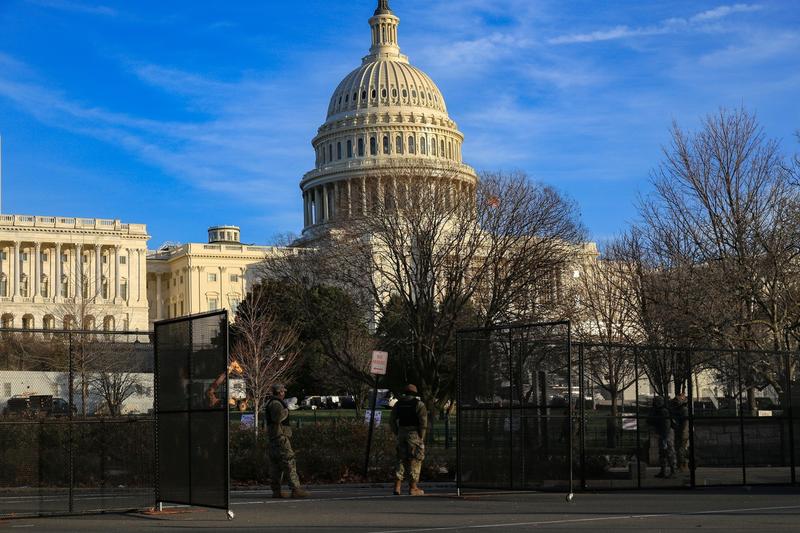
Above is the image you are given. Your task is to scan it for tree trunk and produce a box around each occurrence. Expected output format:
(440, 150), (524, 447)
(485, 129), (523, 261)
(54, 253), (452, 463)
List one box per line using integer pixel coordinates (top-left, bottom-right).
(607, 390), (619, 448)
(254, 398), (260, 437)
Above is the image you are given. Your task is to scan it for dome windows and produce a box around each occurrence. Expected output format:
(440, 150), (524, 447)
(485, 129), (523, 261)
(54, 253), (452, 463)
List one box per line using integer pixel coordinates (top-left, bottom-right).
(396, 135), (403, 154)
(371, 89), (377, 99)
(412, 89), (417, 99)
(408, 136), (416, 154)
(347, 139), (353, 158)
(361, 90), (367, 101)
(345, 94), (349, 103)
(402, 88), (408, 98)
(420, 136), (427, 155)
(370, 136), (377, 156)
(383, 135), (390, 154)
(337, 142), (342, 160)
(358, 138), (365, 157)
(381, 88), (387, 99)
(392, 88), (398, 98)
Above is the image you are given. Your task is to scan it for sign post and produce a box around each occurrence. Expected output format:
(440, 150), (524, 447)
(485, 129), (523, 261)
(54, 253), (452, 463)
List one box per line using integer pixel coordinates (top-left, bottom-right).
(364, 351), (388, 477)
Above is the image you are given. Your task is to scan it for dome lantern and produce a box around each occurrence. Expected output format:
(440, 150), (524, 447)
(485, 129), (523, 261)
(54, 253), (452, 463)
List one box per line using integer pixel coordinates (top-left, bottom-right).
(367, 0), (401, 62)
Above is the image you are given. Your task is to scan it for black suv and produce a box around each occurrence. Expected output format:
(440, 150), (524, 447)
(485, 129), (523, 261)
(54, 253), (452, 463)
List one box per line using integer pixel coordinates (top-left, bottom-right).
(3, 395), (73, 417)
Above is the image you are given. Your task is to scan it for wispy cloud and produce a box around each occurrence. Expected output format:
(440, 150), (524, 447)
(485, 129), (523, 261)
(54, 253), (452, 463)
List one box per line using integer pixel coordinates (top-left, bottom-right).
(25, 0), (117, 17)
(549, 3), (763, 45)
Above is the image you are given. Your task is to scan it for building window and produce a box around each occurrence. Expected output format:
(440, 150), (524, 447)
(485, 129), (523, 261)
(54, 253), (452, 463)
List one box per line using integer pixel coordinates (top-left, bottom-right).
(230, 298), (240, 315)
(20, 276), (28, 298)
(173, 303), (177, 317)
(180, 301), (184, 315)
(40, 252), (47, 262)
(0, 251), (6, 260)
(421, 136), (427, 155)
(61, 276), (69, 298)
(441, 140), (446, 157)
(408, 136), (416, 154)
(230, 274), (239, 283)
(102, 278), (109, 300)
(358, 138), (365, 157)
(103, 255), (108, 264)
(396, 136), (403, 154)
(208, 298), (218, 311)
(40, 278), (48, 298)
(120, 280), (128, 300)
(328, 144), (333, 162)
(208, 273), (217, 282)
(337, 142), (342, 160)
(347, 140), (353, 158)
(43, 315), (55, 331)
(120, 256), (127, 265)
(431, 137), (437, 156)
(0, 275), (7, 298)
(370, 137), (377, 156)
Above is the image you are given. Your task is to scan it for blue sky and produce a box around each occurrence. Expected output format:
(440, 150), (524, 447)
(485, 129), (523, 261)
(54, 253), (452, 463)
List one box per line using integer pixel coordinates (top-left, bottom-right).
(0, 0), (798, 247)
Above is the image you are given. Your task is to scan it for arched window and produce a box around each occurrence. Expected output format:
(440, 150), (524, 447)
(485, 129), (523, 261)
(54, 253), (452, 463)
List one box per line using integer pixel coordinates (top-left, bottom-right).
(43, 315), (55, 331)
(382, 88), (387, 99)
(402, 88), (408, 98)
(408, 136), (416, 154)
(441, 140), (446, 157)
(347, 139), (353, 158)
(448, 141), (453, 159)
(1, 314), (13, 329)
(392, 88), (397, 98)
(371, 89), (377, 99)
(345, 93), (349, 103)
(22, 315), (34, 330)
(431, 137), (437, 156)
(420, 136), (427, 155)
(40, 275), (48, 298)
(20, 275), (28, 298)
(0, 274), (7, 297)
(63, 315), (75, 330)
(83, 316), (95, 331)
(370, 136), (378, 156)
(412, 89), (417, 99)
(396, 136), (403, 154)
(358, 138), (365, 157)
(383, 135), (390, 155)
(381, 26), (386, 42)
(328, 144), (333, 162)
(361, 90), (367, 101)
(337, 142), (342, 160)
(120, 278), (128, 300)
(103, 316), (115, 332)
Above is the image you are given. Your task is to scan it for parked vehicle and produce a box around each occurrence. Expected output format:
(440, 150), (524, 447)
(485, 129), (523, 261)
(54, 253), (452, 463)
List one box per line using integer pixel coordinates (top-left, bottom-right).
(2, 395), (74, 417)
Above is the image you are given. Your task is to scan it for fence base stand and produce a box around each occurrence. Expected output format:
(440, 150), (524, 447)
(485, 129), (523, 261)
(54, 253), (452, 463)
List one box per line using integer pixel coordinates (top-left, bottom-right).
(227, 509), (235, 521)
(566, 493), (574, 503)
(157, 502), (163, 512)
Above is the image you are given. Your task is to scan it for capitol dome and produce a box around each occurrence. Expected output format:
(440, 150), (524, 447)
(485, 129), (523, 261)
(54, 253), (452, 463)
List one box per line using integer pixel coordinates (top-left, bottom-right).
(300, 0), (478, 235)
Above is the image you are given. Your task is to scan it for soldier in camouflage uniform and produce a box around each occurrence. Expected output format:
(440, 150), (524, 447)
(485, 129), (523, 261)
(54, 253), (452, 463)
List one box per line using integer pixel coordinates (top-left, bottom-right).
(266, 383), (309, 499)
(390, 384), (427, 496)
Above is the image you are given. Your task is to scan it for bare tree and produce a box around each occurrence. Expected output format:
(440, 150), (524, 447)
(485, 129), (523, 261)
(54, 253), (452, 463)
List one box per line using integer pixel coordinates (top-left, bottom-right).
(232, 285), (301, 435)
(88, 339), (144, 416)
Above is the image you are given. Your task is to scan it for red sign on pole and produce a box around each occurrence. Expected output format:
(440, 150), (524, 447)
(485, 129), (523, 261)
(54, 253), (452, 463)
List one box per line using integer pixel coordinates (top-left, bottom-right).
(370, 351), (389, 375)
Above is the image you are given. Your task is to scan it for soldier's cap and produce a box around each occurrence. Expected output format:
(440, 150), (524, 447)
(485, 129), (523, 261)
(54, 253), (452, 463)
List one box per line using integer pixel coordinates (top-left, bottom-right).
(404, 384), (418, 394)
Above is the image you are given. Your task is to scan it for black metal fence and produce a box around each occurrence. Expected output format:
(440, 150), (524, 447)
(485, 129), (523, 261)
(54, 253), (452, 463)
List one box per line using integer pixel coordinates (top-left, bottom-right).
(457, 322), (800, 491)
(0, 328), (154, 518)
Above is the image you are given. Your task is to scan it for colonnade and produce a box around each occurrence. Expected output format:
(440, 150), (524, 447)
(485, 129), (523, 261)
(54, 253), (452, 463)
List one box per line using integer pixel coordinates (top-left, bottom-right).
(303, 176), (474, 228)
(0, 241), (146, 304)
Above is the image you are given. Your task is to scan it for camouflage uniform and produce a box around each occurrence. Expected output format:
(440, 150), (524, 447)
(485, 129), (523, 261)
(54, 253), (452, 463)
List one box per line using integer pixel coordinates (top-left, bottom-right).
(390, 394), (428, 483)
(266, 396), (301, 491)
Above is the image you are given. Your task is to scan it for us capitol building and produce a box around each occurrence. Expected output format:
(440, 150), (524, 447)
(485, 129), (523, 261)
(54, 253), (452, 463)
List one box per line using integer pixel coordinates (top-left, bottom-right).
(0, 1), (579, 332)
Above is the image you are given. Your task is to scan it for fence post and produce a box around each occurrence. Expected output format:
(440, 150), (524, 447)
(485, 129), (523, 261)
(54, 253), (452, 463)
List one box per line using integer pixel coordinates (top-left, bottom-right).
(634, 346), (641, 490)
(68, 332), (74, 514)
(785, 351), (796, 485)
(736, 351), (747, 485)
(578, 343), (586, 490)
(456, 336), (462, 497)
(687, 349), (696, 488)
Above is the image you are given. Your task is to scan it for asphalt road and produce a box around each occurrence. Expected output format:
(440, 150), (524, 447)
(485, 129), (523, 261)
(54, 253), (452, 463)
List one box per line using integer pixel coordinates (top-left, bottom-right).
(2, 484), (800, 532)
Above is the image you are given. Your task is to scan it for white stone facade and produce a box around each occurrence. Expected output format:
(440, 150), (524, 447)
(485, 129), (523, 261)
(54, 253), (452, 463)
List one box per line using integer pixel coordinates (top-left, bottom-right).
(0, 214), (150, 331)
(145, 227), (287, 325)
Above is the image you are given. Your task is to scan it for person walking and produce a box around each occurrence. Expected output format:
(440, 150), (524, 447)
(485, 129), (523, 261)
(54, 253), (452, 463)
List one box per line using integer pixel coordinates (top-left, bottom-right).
(390, 384), (427, 496)
(647, 396), (676, 479)
(266, 383), (309, 499)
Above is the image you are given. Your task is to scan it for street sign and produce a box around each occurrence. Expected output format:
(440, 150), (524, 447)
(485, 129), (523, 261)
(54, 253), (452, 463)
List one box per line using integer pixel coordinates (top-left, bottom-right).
(370, 350), (388, 375)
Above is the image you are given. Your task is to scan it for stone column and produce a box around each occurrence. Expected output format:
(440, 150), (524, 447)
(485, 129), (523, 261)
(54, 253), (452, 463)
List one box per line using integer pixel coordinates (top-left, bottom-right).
(322, 184), (329, 222)
(377, 176), (384, 210)
(12, 241), (20, 300)
(392, 176), (398, 208)
(94, 245), (102, 298)
(114, 245), (121, 303)
(55, 243), (62, 301)
(138, 249), (145, 302)
(125, 248), (132, 303)
(347, 179), (353, 218)
(33, 243), (41, 301)
(155, 274), (162, 319)
(75, 246), (83, 299)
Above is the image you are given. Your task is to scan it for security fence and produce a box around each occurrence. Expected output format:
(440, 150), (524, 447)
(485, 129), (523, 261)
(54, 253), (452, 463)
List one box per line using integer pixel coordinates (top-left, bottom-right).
(0, 328), (154, 518)
(457, 322), (800, 491)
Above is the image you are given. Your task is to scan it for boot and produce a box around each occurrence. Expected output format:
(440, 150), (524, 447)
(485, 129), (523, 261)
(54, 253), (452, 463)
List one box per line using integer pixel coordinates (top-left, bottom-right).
(393, 480), (402, 496)
(272, 489), (287, 499)
(409, 482), (424, 496)
(291, 487), (310, 499)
